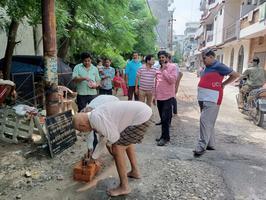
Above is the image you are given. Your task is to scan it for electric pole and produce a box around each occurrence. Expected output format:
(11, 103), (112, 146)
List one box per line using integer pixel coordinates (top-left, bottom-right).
(168, 11), (175, 54)
(42, 0), (59, 116)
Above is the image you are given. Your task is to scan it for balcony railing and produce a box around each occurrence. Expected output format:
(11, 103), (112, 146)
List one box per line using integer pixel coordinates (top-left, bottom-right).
(224, 22), (239, 42)
(206, 30), (213, 42)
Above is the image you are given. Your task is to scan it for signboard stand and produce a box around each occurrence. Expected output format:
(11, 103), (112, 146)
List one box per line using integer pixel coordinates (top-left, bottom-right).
(45, 110), (77, 158)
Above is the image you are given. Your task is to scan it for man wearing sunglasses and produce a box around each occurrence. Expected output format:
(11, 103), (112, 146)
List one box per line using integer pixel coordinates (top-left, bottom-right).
(238, 57), (266, 109)
(194, 49), (239, 157)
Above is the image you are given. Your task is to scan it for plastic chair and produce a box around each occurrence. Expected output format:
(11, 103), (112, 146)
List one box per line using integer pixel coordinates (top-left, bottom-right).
(57, 85), (77, 114)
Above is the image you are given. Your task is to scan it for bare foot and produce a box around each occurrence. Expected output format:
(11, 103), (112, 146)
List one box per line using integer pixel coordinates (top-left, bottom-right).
(107, 186), (131, 197)
(127, 170), (141, 179)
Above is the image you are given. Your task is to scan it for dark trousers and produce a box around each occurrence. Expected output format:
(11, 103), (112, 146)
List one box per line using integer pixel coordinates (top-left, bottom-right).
(172, 97), (177, 114)
(128, 86), (139, 101)
(157, 98), (173, 141)
(93, 131), (98, 150)
(99, 88), (112, 95)
(77, 94), (97, 112)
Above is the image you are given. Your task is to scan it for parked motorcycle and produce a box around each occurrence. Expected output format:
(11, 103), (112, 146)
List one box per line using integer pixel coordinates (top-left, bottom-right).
(236, 81), (266, 127)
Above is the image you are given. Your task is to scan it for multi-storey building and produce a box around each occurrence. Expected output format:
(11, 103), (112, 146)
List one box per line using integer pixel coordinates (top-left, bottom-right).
(173, 34), (185, 53)
(239, 0), (266, 70)
(196, 0), (266, 73)
(147, 0), (174, 50)
(183, 22), (200, 68)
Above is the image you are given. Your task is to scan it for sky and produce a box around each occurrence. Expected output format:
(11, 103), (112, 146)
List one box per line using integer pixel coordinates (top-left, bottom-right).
(172, 0), (202, 35)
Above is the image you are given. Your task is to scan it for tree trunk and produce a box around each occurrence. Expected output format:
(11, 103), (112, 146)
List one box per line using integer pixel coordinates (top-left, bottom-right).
(57, 7), (76, 59)
(3, 20), (19, 80)
(42, 0), (59, 116)
(57, 36), (70, 59)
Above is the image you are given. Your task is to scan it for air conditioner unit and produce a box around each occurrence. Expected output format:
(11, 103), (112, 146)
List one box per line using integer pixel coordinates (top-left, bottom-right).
(252, 0), (257, 5)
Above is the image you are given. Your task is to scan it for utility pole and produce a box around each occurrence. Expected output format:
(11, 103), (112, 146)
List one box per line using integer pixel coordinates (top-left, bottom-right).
(42, 0), (59, 116)
(168, 11), (175, 54)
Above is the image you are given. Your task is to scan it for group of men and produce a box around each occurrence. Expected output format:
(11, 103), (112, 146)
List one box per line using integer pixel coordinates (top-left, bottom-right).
(71, 48), (265, 196)
(72, 50), (182, 196)
(72, 52), (115, 112)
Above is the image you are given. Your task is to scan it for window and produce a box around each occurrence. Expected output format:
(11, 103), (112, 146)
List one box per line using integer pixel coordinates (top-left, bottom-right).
(208, 0), (215, 4)
(220, 9), (223, 15)
(206, 23), (213, 31)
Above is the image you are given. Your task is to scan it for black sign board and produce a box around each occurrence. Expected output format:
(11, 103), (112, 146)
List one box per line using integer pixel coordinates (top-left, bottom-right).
(45, 110), (77, 158)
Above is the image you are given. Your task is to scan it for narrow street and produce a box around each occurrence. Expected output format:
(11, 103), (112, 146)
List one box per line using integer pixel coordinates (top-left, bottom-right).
(1, 71), (266, 200)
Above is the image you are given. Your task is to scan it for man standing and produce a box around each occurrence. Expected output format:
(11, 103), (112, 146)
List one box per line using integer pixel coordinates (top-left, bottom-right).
(99, 58), (115, 95)
(194, 49), (239, 156)
(238, 57), (266, 109)
(154, 51), (177, 146)
(135, 55), (156, 107)
(72, 52), (101, 112)
(125, 52), (142, 100)
(73, 101), (152, 197)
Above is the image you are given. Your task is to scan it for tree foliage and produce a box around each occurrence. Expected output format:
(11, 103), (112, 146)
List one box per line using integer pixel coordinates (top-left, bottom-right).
(56, 0), (157, 67)
(128, 0), (157, 56)
(0, 0), (41, 79)
(1, 0), (158, 70)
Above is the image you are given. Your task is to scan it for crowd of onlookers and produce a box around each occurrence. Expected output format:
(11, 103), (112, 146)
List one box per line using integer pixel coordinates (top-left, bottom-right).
(72, 50), (182, 146)
(71, 49), (251, 197)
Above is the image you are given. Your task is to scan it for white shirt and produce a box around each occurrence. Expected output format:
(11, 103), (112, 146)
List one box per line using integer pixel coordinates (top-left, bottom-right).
(88, 101), (152, 159)
(87, 95), (119, 109)
(86, 95), (119, 150)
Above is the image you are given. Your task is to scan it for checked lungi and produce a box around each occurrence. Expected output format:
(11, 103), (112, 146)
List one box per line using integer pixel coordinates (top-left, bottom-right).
(115, 119), (152, 146)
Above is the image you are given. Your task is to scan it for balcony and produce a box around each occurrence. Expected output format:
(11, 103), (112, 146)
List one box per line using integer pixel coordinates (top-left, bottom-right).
(224, 22), (240, 43)
(240, 2), (266, 39)
(241, 0), (266, 17)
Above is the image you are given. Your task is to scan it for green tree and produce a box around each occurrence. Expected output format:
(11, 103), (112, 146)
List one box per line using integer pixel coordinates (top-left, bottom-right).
(56, 0), (136, 63)
(0, 0), (41, 79)
(128, 0), (157, 56)
(56, 0), (157, 66)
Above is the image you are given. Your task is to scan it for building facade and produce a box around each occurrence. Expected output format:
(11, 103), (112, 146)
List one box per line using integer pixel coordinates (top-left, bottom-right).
(183, 22), (200, 68)
(195, 0), (266, 73)
(147, 0), (174, 51)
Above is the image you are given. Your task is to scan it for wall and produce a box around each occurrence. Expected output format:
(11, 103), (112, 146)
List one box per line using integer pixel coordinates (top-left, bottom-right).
(249, 35), (266, 69)
(0, 22), (43, 58)
(222, 40), (250, 72)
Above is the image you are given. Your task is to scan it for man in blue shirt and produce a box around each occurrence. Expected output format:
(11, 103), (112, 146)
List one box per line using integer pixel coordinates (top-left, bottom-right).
(99, 58), (115, 95)
(125, 52), (142, 100)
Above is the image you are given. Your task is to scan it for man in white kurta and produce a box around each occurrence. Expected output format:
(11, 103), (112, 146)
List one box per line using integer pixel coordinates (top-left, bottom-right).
(73, 101), (152, 197)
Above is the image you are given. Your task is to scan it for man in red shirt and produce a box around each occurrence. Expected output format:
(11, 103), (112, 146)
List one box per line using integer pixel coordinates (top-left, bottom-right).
(194, 49), (239, 156)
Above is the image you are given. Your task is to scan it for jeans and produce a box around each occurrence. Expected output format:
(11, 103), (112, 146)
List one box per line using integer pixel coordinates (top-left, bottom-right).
(172, 97), (177, 114)
(157, 98), (173, 141)
(99, 88), (112, 95)
(128, 86), (139, 101)
(77, 94), (97, 112)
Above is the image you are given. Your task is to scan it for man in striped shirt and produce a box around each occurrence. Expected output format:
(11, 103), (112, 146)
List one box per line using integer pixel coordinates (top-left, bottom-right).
(135, 55), (156, 107)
